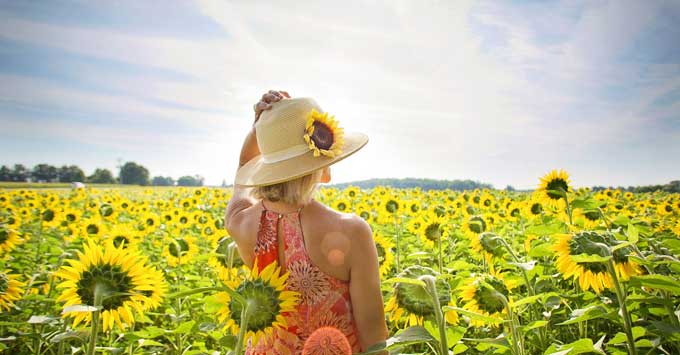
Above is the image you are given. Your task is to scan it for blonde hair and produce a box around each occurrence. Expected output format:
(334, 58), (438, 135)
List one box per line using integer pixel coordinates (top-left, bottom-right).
(250, 168), (324, 205)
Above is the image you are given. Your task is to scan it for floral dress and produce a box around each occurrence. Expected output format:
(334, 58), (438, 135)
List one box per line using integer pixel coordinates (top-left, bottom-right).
(245, 200), (361, 354)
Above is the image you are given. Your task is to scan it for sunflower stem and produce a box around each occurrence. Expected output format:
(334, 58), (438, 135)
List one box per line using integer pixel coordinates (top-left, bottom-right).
(394, 216), (401, 274)
(86, 283), (105, 355)
(421, 276), (448, 355)
(562, 190), (573, 226)
(437, 230), (443, 274)
(607, 258), (637, 355)
(233, 300), (254, 355)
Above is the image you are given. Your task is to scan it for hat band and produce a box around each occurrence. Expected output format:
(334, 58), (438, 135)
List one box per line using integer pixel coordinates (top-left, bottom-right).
(262, 143), (310, 164)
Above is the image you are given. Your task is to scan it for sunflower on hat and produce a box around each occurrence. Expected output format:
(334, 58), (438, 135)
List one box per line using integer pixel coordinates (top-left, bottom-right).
(303, 109), (345, 158)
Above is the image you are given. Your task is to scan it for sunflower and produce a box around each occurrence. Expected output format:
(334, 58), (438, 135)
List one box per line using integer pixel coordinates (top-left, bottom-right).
(384, 265), (456, 328)
(60, 207), (83, 226)
(553, 231), (640, 294)
(470, 232), (505, 271)
(79, 216), (107, 239)
(140, 212), (161, 233)
(103, 223), (141, 250)
(303, 108), (345, 158)
(572, 208), (603, 229)
(162, 234), (198, 267)
(332, 198), (351, 213)
(0, 271), (25, 311)
(354, 202), (373, 222)
(40, 206), (62, 228)
(524, 197), (544, 220)
(374, 232), (395, 278)
(0, 224), (23, 255)
(418, 212), (447, 249)
(343, 186), (360, 200)
(535, 169), (572, 209)
(55, 240), (167, 332)
(209, 237), (245, 282)
(215, 260), (300, 346)
(462, 214), (488, 239)
(459, 273), (511, 327)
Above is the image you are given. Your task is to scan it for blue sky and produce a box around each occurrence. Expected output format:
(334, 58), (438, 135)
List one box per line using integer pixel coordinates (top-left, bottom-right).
(1, 0), (678, 189)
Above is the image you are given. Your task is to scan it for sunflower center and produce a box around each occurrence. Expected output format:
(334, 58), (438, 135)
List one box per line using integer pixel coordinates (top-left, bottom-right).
(376, 243), (385, 261)
(546, 179), (568, 200)
(229, 280), (281, 332)
(169, 238), (189, 257)
(311, 121), (334, 150)
(510, 208), (520, 218)
(337, 202), (347, 211)
(112, 235), (129, 248)
(76, 264), (133, 310)
(584, 210), (600, 222)
(0, 228), (8, 244)
(86, 223), (99, 235)
(359, 211), (370, 220)
(65, 213), (77, 222)
(530, 203), (543, 215)
(424, 223), (441, 242)
(385, 200), (399, 213)
(410, 204), (420, 213)
(395, 266), (450, 317)
(41, 209), (55, 222)
(100, 204), (114, 218)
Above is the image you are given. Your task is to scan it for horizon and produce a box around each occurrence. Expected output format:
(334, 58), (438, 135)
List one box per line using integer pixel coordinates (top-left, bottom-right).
(1, 1), (679, 190)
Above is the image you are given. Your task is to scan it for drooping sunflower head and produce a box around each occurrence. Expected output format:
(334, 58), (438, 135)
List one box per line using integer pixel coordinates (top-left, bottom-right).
(303, 109), (345, 158)
(536, 169), (572, 208)
(0, 224), (23, 255)
(463, 214), (487, 238)
(459, 273), (510, 327)
(553, 231), (639, 294)
(216, 260), (300, 347)
(471, 232), (506, 262)
(385, 265), (451, 328)
(418, 212), (447, 249)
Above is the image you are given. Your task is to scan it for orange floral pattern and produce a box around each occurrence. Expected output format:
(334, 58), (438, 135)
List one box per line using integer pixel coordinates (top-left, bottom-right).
(246, 202), (360, 354)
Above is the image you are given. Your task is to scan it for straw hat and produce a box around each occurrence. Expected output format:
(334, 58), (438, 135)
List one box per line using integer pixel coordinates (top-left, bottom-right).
(235, 97), (368, 187)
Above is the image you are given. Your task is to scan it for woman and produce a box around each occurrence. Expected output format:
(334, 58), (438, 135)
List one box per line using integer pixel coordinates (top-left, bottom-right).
(225, 90), (388, 354)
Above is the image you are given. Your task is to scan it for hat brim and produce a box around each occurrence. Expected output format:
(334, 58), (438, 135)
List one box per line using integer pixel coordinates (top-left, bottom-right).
(234, 131), (368, 187)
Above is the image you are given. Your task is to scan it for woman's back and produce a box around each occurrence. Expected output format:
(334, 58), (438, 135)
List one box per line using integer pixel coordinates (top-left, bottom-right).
(235, 198), (361, 354)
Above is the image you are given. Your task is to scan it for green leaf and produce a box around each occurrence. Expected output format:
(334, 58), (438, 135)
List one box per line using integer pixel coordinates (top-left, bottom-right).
(649, 321), (680, 341)
(524, 320), (548, 331)
(627, 224), (639, 244)
(27, 315), (59, 324)
(137, 339), (164, 347)
(50, 330), (88, 344)
(174, 320), (196, 334)
(385, 326), (437, 348)
(545, 338), (597, 355)
(463, 334), (510, 350)
(629, 275), (680, 295)
(557, 305), (609, 325)
(526, 220), (566, 236)
(529, 243), (555, 258)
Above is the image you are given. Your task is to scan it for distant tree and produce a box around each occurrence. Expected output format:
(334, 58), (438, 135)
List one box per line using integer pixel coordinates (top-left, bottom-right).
(57, 165), (86, 183)
(11, 164), (29, 182)
(505, 185), (515, 192)
(87, 168), (116, 184)
(177, 175), (204, 187)
(32, 164), (58, 182)
(119, 162), (149, 185)
(151, 176), (175, 186)
(0, 165), (11, 181)
(221, 179), (227, 187)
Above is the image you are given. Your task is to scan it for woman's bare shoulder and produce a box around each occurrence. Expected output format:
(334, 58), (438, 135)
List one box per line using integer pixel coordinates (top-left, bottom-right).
(311, 200), (373, 241)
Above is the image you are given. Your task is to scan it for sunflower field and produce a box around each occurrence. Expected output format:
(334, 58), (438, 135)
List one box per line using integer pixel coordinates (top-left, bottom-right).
(1, 170), (679, 355)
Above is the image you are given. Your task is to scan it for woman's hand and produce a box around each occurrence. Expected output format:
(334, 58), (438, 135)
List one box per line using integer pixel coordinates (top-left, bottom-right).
(253, 90), (291, 123)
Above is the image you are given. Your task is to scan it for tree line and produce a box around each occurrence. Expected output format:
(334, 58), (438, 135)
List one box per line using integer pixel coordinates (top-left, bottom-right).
(0, 162), (205, 187)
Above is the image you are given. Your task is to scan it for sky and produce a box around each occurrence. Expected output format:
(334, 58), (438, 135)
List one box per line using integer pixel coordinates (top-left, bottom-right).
(0, 0), (679, 189)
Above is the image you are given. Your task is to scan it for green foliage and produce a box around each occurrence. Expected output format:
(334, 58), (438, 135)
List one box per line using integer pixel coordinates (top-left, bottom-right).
(119, 161), (150, 185)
